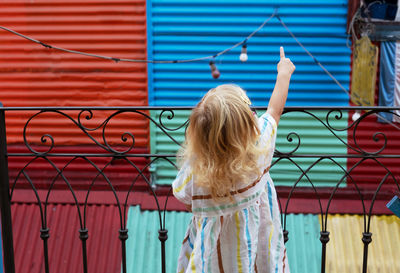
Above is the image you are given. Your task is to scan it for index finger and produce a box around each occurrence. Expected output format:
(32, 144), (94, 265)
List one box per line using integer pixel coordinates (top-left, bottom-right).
(280, 46), (285, 59)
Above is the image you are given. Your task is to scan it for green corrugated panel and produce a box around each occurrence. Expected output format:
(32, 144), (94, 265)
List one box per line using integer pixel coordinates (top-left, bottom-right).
(150, 110), (348, 187)
(272, 110), (348, 187)
(149, 110), (190, 184)
(125, 207), (321, 273)
(126, 206), (192, 273)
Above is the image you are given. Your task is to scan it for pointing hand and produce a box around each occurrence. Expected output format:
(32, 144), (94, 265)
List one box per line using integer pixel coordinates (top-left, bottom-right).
(277, 46), (295, 76)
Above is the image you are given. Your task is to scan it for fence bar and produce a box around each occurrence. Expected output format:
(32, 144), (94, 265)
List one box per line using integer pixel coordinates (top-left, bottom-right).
(0, 108), (15, 273)
(40, 228), (50, 273)
(79, 228), (89, 273)
(2, 106), (400, 273)
(159, 229), (168, 273)
(320, 231), (330, 273)
(362, 232), (372, 273)
(119, 229), (129, 273)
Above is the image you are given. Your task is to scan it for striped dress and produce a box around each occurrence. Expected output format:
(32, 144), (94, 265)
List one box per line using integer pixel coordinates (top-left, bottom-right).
(173, 112), (289, 273)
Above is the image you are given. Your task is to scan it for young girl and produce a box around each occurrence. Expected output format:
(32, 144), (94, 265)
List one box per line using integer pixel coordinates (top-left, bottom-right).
(173, 47), (295, 273)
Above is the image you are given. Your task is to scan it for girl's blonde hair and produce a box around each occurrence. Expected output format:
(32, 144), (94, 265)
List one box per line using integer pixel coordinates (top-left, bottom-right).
(181, 84), (264, 200)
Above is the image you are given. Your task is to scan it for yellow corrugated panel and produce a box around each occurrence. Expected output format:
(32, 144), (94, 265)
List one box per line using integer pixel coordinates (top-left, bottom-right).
(324, 214), (400, 273)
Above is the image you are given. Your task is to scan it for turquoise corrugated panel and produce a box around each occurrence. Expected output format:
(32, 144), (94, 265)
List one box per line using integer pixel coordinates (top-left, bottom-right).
(147, 0), (350, 106)
(285, 214), (321, 273)
(150, 110), (348, 186)
(125, 208), (321, 273)
(126, 206), (192, 273)
(125, 209), (400, 273)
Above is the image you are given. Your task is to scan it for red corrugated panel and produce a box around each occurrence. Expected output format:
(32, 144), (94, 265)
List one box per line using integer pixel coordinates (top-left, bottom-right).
(347, 112), (400, 189)
(0, 0), (148, 146)
(11, 202), (123, 273)
(348, 43), (400, 191)
(8, 144), (150, 190)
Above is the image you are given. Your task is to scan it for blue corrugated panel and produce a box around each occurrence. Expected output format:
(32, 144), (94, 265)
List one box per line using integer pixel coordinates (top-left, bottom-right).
(148, 0), (350, 187)
(148, 0), (351, 106)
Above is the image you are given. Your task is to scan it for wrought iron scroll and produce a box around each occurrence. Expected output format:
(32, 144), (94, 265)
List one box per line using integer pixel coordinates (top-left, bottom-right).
(0, 106), (399, 273)
(276, 107), (400, 273)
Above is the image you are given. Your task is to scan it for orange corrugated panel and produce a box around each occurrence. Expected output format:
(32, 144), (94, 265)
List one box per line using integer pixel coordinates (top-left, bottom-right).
(11, 202), (124, 273)
(0, 0), (148, 146)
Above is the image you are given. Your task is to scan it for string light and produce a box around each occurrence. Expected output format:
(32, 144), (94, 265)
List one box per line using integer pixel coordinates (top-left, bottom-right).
(240, 43), (248, 62)
(0, 9), (277, 66)
(0, 9), (280, 80)
(209, 61), (220, 79)
(352, 110), (361, 121)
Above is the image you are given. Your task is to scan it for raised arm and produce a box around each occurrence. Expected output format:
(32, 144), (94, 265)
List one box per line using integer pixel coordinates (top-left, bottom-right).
(267, 47), (295, 125)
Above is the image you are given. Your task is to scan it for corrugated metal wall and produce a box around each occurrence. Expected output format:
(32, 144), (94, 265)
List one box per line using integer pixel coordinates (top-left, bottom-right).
(0, 0), (150, 189)
(7, 145), (150, 190)
(326, 214), (400, 273)
(126, 206), (192, 273)
(0, 0), (148, 146)
(9, 203), (400, 273)
(148, 0), (350, 106)
(150, 110), (348, 186)
(347, 113), (400, 189)
(285, 214), (321, 273)
(11, 203), (123, 273)
(125, 207), (400, 273)
(346, 41), (400, 191)
(147, 0), (351, 186)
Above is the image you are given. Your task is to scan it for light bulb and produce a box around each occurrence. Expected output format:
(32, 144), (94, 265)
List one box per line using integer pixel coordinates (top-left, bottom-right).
(352, 110), (361, 121)
(240, 44), (248, 62)
(209, 61), (220, 79)
(240, 53), (248, 62)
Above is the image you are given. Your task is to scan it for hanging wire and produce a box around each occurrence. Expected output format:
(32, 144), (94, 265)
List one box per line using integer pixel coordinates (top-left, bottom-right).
(277, 15), (400, 131)
(346, 8), (362, 48)
(277, 16), (351, 97)
(1, 9), (399, 130)
(0, 8), (277, 64)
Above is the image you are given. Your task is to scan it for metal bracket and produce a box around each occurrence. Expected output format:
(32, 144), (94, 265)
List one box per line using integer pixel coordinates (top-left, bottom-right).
(359, 18), (400, 41)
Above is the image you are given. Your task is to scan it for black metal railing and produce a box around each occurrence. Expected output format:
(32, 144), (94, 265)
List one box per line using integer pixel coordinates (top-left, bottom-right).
(0, 106), (399, 273)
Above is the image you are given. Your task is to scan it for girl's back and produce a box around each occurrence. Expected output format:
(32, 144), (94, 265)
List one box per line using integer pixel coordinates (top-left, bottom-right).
(173, 47), (295, 273)
(173, 110), (289, 272)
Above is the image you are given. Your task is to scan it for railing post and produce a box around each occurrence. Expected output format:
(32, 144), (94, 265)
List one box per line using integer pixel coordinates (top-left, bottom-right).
(0, 106), (16, 273)
(40, 228), (50, 273)
(79, 228), (89, 273)
(119, 229), (129, 273)
(158, 229), (168, 273)
(320, 231), (330, 273)
(283, 230), (289, 243)
(362, 232), (372, 273)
